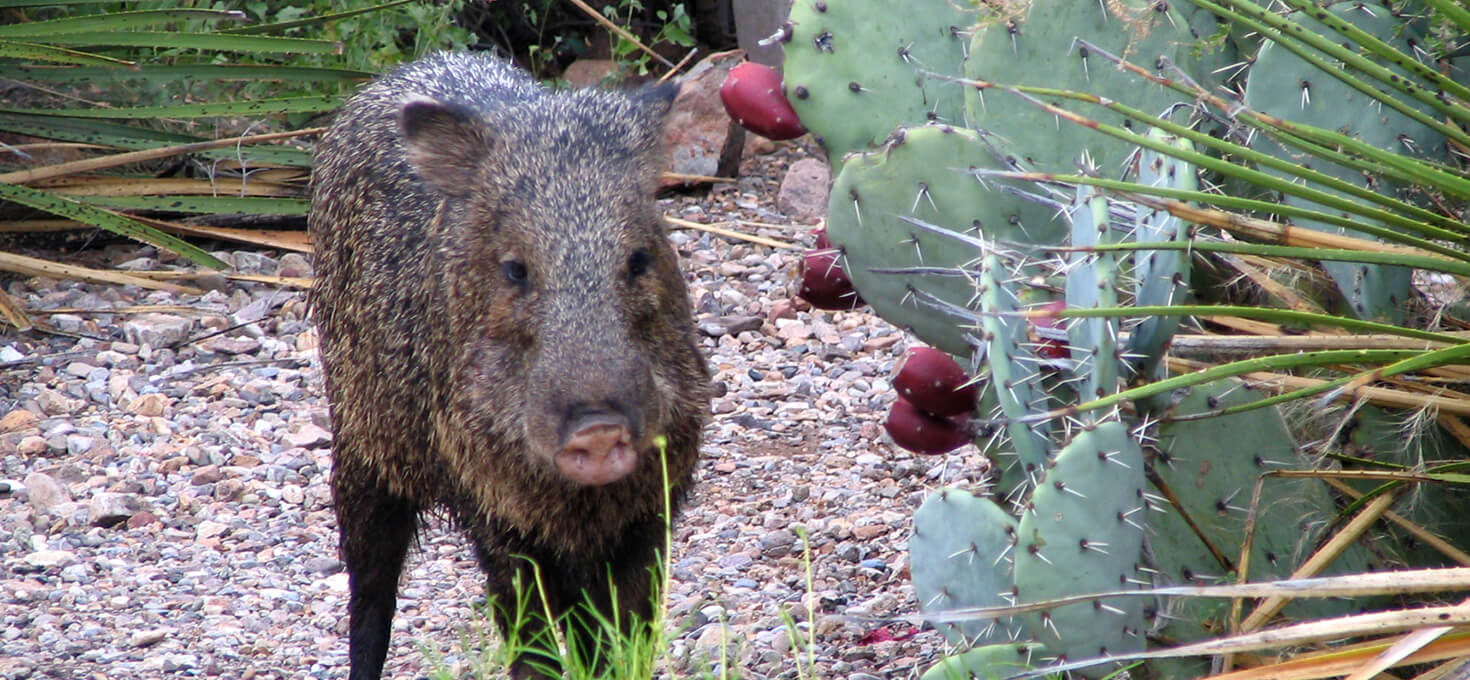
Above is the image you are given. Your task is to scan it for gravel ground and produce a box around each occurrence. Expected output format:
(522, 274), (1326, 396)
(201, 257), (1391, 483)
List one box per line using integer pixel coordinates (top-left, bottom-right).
(0, 144), (988, 679)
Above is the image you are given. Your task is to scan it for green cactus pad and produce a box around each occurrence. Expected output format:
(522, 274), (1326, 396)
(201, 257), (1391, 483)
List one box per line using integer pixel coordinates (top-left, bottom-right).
(1242, 5), (1449, 323)
(920, 642), (1048, 680)
(976, 251), (1053, 505)
(1014, 420), (1148, 668)
(962, 0), (1233, 169)
(1147, 378), (1373, 644)
(960, 0), (1233, 246)
(1126, 128), (1195, 377)
(910, 487), (1022, 646)
(1064, 185), (1124, 400)
(783, 0), (971, 167)
(826, 123), (1065, 357)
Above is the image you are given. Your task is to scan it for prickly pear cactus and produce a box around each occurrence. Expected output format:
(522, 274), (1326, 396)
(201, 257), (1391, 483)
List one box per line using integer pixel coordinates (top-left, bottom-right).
(1126, 128), (1195, 378)
(1014, 420), (1149, 668)
(921, 642), (1046, 680)
(825, 124), (1066, 357)
(1064, 185), (1125, 400)
(960, 0), (1235, 245)
(1242, 4), (1449, 324)
(910, 487), (1021, 646)
(783, 0), (971, 167)
(1145, 379), (1376, 648)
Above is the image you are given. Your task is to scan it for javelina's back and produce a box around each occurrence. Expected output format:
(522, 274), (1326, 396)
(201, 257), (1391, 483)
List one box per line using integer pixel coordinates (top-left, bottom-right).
(310, 52), (710, 680)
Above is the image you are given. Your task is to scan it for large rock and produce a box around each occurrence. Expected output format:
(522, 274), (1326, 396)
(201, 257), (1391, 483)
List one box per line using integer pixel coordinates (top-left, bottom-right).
(662, 50), (746, 185)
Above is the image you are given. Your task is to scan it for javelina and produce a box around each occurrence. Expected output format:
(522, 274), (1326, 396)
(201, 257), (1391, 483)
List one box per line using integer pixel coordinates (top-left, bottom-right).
(309, 51), (711, 680)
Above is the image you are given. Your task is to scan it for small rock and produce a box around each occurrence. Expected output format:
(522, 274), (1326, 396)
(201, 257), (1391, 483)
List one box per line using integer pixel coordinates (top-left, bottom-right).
(127, 510), (161, 529)
(777, 158), (831, 223)
(17, 435), (46, 456)
(189, 465), (222, 486)
(202, 336), (261, 355)
(24, 549), (77, 568)
(122, 313), (192, 348)
(852, 523), (889, 540)
(284, 423), (332, 449)
(127, 393), (170, 417)
(36, 388), (84, 416)
(129, 629), (169, 648)
(88, 493), (138, 528)
(24, 472), (70, 514)
(0, 408), (38, 433)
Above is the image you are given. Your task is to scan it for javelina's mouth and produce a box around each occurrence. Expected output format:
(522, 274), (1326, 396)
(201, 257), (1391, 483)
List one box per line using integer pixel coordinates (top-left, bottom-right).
(556, 422), (639, 486)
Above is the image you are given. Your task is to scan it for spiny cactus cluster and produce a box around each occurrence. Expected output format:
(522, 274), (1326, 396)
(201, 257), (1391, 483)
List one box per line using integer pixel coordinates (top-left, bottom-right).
(719, 0), (1468, 676)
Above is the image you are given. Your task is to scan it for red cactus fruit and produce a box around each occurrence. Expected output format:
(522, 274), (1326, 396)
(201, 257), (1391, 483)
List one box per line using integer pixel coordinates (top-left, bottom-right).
(1028, 299), (1068, 359)
(799, 249), (863, 310)
(885, 397), (971, 455)
(720, 61), (806, 141)
(892, 347), (978, 417)
(813, 227), (831, 250)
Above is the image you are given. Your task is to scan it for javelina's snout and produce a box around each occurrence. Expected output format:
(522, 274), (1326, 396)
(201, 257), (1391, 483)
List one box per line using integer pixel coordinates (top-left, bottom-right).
(557, 405), (639, 486)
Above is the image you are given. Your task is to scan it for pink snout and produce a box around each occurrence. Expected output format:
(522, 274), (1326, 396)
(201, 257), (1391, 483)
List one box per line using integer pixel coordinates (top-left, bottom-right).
(556, 418), (639, 486)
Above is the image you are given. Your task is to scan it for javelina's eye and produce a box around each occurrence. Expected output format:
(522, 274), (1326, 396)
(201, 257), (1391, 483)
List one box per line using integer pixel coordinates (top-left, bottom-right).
(628, 248), (653, 279)
(501, 260), (528, 285)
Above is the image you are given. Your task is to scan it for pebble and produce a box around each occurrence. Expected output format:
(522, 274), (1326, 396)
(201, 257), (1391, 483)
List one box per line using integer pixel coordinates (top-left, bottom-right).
(0, 146), (961, 679)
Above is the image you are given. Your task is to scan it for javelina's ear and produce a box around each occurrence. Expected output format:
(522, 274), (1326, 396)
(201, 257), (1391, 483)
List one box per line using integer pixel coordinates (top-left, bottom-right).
(399, 96), (489, 199)
(627, 82), (680, 148)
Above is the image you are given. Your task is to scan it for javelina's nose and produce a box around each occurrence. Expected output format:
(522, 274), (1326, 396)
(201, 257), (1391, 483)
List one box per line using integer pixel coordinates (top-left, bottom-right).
(556, 407), (638, 486)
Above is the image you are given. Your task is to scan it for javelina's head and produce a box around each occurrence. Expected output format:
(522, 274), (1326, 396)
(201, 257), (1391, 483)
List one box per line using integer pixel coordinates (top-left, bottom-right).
(397, 81), (707, 489)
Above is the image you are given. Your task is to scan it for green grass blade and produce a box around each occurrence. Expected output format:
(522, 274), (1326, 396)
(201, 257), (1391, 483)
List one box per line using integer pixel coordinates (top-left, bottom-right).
(0, 9), (246, 37)
(37, 31), (340, 54)
(0, 40), (134, 65)
(1, 94), (342, 119)
(0, 182), (225, 269)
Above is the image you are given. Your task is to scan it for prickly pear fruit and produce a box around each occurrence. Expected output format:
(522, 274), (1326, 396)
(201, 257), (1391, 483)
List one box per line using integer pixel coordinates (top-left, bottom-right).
(813, 227), (830, 250)
(893, 347), (978, 417)
(799, 249), (863, 309)
(885, 398), (970, 454)
(720, 61), (806, 141)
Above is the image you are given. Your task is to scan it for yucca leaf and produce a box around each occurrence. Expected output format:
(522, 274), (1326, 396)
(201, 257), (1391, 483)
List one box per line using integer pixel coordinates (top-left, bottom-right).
(0, 94), (342, 119)
(1195, 0), (1470, 146)
(37, 31), (340, 54)
(219, 0), (415, 35)
(973, 169), (1470, 263)
(0, 112), (313, 166)
(0, 40), (133, 66)
(1276, 0), (1470, 106)
(0, 63), (371, 84)
(0, 182), (225, 268)
(70, 195), (308, 215)
(1063, 241), (1470, 278)
(991, 84), (1470, 241)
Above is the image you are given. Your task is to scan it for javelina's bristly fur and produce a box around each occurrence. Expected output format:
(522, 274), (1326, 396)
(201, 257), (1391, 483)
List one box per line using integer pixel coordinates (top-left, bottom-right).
(310, 51), (711, 680)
